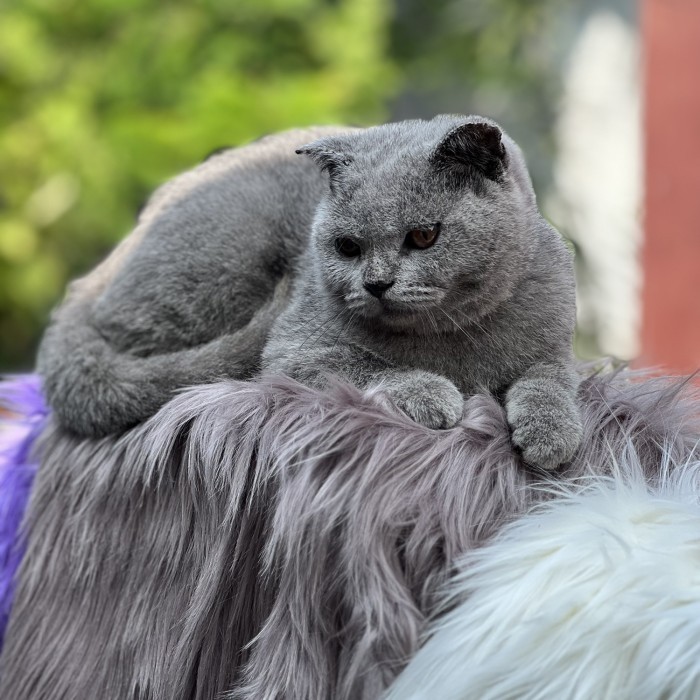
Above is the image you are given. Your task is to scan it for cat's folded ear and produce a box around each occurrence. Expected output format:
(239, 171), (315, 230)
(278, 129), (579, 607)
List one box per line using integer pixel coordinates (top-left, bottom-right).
(431, 121), (508, 189)
(296, 138), (353, 190)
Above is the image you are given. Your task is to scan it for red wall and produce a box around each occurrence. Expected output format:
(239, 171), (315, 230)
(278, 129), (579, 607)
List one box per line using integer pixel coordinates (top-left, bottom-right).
(642, 0), (700, 373)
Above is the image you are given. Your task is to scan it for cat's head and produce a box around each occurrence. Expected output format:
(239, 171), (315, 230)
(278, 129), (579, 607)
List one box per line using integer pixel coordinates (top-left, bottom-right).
(297, 115), (539, 331)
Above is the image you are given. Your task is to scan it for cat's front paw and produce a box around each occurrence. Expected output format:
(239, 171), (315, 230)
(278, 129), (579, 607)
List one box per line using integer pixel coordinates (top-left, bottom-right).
(506, 380), (582, 471)
(380, 371), (464, 430)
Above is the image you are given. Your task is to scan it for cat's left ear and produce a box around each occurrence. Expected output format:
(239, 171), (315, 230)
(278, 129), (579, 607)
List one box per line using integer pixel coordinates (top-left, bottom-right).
(296, 138), (353, 189)
(432, 122), (508, 185)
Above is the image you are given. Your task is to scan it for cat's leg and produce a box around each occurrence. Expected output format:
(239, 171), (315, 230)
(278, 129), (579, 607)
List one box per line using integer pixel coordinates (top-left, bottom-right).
(505, 361), (582, 471)
(264, 345), (464, 430)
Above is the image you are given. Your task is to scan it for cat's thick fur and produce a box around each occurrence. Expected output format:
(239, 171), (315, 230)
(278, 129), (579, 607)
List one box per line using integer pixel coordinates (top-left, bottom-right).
(37, 115), (581, 469)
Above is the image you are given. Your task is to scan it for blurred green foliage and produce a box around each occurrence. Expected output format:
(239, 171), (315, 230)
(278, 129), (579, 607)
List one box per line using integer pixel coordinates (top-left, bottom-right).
(0, 0), (395, 368)
(0, 0), (562, 370)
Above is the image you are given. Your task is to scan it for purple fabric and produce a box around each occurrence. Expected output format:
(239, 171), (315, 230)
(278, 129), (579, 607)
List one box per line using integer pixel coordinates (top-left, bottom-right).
(0, 375), (47, 648)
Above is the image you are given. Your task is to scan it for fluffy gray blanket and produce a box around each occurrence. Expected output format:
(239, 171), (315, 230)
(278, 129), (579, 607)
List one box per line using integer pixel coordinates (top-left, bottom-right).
(0, 368), (698, 699)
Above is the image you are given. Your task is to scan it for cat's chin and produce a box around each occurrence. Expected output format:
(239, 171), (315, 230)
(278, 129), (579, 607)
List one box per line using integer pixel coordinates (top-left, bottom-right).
(354, 304), (435, 333)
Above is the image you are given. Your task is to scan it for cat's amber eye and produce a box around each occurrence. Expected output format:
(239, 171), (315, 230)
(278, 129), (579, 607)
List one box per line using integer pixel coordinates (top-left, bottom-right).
(405, 223), (440, 250)
(335, 237), (361, 257)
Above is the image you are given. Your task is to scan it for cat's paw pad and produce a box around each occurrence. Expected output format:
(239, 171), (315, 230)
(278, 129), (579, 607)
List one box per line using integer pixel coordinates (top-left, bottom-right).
(506, 389), (582, 471)
(382, 372), (464, 430)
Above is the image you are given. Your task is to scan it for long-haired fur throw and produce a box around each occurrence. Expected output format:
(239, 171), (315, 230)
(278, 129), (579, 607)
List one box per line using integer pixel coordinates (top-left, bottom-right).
(0, 368), (698, 699)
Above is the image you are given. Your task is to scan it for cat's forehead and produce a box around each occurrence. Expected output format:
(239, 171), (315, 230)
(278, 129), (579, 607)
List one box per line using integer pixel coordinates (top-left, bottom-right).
(354, 114), (482, 155)
(339, 141), (456, 215)
(324, 114), (518, 222)
(331, 177), (451, 239)
(350, 120), (442, 166)
(339, 117), (474, 194)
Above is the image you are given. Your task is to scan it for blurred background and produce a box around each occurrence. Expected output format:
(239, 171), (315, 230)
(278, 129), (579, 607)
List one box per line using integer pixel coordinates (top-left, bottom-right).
(0, 0), (697, 373)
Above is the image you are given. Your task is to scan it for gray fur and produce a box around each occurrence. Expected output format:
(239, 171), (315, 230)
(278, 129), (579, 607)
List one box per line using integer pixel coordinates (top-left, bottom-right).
(264, 115), (581, 468)
(38, 116), (580, 469)
(36, 126), (344, 436)
(0, 367), (698, 699)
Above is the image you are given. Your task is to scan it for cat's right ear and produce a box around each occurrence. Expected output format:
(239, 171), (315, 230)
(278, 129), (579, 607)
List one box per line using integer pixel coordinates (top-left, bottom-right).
(296, 139), (353, 190)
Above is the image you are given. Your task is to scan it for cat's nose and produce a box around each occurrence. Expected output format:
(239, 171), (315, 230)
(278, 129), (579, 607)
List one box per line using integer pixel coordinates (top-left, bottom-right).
(364, 280), (394, 298)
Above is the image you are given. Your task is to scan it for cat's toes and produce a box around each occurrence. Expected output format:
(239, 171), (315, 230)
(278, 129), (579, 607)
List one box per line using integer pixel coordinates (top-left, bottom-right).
(512, 424), (581, 471)
(383, 372), (464, 429)
(507, 396), (582, 471)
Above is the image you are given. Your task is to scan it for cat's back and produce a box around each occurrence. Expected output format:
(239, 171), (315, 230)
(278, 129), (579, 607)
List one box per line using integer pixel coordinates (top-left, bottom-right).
(139, 126), (349, 240)
(86, 126), (355, 353)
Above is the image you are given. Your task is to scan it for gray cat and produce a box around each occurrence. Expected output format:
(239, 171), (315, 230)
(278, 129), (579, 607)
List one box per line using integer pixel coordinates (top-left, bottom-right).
(37, 115), (582, 470)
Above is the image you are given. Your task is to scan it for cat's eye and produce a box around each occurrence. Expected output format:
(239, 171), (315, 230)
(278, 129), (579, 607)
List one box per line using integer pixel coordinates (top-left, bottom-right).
(335, 237), (361, 257)
(405, 223), (440, 250)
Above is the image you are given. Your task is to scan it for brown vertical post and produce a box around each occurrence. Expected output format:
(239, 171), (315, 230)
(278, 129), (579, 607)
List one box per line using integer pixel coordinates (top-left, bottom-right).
(642, 0), (700, 374)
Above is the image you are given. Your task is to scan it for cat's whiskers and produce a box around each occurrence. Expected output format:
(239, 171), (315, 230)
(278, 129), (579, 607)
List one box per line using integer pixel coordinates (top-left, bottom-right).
(451, 305), (501, 350)
(295, 289), (345, 335)
(295, 310), (332, 341)
(344, 291), (369, 313)
(298, 308), (345, 349)
(420, 306), (440, 337)
(437, 307), (477, 345)
(345, 302), (367, 312)
(330, 310), (357, 354)
(429, 308), (443, 336)
(466, 313), (489, 338)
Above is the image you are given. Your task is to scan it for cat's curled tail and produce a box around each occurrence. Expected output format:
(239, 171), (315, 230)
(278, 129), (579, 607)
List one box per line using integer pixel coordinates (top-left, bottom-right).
(36, 276), (290, 438)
